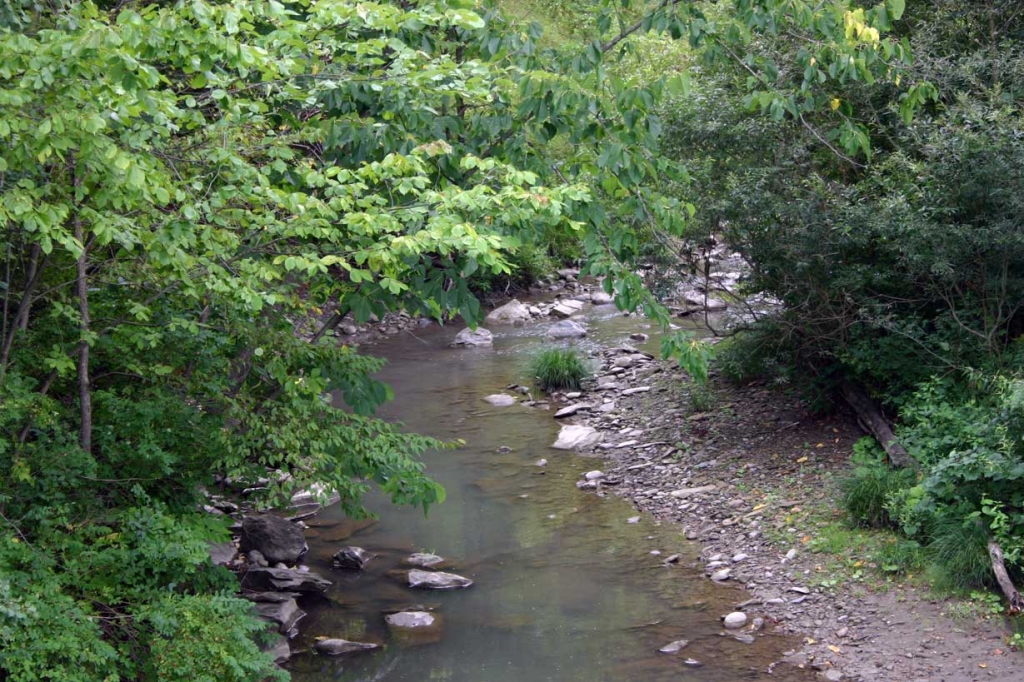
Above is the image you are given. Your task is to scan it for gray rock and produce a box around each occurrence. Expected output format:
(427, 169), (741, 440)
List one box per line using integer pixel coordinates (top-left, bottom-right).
(711, 568), (732, 582)
(546, 319), (588, 338)
(583, 470), (605, 481)
(550, 300), (585, 318)
(486, 299), (532, 325)
(405, 553), (445, 568)
(723, 612), (747, 629)
(452, 327), (493, 347)
(314, 639), (381, 655)
(630, 333), (649, 341)
(240, 567), (331, 593)
(551, 424), (603, 450)
(332, 546), (374, 570)
(659, 639), (689, 653)
(255, 597), (305, 635)
(385, 611), (436, 628)
(621, 386), (651, 396)
(240, 514), (307, 565)
(263, 635), (291, 664)
(590, 291), (614, 304)
(407, 569), (473, 590)
(821, 671), (843, 681)
(554, 403), (590, 418)
(340, 324), (358, 335)
(207, 541), (237, 566)
(483, 394), (516, 407)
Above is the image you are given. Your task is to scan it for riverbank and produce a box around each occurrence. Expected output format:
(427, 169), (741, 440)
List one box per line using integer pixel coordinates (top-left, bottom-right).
(558, 346), (1023, 682)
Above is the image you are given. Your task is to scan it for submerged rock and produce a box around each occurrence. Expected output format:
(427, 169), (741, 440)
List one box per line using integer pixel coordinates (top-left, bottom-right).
(546, 319), (587, 339)
(552, 424), (602, 450)
(332, 546), (374, 570)
(405, 553), (445, 568)
(483, 394), (516, 407)
(659, 639), (689, 654)
(240, 514), (307, 565)
(385, 611), (436, 628)
(590, 291), (614, 304)
(407, 569), (473, 590)
(486, 299), (532, 325)
(314, 639), (381, 655)
(452, 327), (493, 347)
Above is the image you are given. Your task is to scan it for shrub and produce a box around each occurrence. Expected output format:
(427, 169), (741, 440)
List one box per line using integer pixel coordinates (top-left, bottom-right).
(840, 438), (917, 529)
(530, 348), (589, 391)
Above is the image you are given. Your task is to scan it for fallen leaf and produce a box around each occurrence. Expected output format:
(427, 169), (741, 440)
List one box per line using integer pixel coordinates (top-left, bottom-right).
(805, 638), (816, 645)
(796, 456), (808, 463)
(816, 442), (824, 448)
(979, 663), (988, 668)
(827, 645), (842, 653)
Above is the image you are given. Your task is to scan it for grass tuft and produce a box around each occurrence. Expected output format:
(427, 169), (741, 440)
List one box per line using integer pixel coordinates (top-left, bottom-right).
(840, 464), (915, 529)
(530, 348), (589, 391)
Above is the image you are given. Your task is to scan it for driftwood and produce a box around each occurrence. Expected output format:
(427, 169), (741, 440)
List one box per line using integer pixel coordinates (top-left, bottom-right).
(840, 380), (918, 469)
(988, 542), (1023, 614)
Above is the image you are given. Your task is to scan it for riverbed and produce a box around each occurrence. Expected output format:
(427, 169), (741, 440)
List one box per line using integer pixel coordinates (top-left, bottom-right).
(288, 305), (814, 681)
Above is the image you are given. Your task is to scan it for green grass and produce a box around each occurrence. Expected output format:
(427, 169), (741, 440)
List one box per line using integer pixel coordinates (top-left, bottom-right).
(530, 348), (589, 391)
(839, 463), (916, 529)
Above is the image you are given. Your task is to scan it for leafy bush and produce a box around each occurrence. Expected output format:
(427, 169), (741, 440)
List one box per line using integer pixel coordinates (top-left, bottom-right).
(840, 438), (917, 529)
(530, 348), (590, 391)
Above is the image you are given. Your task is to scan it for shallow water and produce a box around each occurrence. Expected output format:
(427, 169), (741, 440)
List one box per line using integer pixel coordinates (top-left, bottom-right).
(289, 306), (812, 682)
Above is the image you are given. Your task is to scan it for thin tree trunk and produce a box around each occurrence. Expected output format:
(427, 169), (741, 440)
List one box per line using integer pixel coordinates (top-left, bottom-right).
(0, 243), (45, 383)
(72, 163), (92, 453)
(310, 311), (343, 343)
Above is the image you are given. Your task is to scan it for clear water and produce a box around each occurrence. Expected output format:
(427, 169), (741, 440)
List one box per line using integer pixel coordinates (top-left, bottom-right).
(288, 305), (811, 682)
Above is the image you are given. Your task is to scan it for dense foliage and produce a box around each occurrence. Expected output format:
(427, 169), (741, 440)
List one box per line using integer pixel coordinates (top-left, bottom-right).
(664, 0), (1024, 591)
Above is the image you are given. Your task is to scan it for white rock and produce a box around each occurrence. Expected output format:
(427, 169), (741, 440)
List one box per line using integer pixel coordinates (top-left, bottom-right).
(584, 470), (605, 481)
(590, 291), (614, 304)
(670, 485), (717, 499)
(621, 386), (651, 396)
(452, 327), (493, 347)
(483, 394), (516, 407)
(552, 425), (603, 450)
(710, 568), (732, 582)
(723, 612), (747, 629)
(385, 611), (436, 628)
(659, 639), (689, 654)
(486, 299), (532, 325)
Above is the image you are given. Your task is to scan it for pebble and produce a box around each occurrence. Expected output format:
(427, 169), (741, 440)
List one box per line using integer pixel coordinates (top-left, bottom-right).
(711, 568), (732, 582)
(584, 470), (605, 481)
(659, 639), (689, 653)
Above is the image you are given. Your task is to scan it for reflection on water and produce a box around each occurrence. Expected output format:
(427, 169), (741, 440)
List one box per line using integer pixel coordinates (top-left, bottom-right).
(289, 305), (811, 682)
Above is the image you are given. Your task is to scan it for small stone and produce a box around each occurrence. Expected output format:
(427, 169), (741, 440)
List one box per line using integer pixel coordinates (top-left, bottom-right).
(785, 548), (798, 560)
(248, 549), (269, 567)
(723, 612), (747, 629)
(535, 459), (548, 467)
(733, 633), (756, 644)
(627, 516), (641, 524)
(405, 553), (444, 568)
(711, 568), (732, 582)
(684, 658), (702, 667)
(483, 394), (516, 407)
(584, 470), (605, 481)
(821, 671), (843, 681)
(385, 611), (436, 628)
(332, 546), (373, 570)
(732, 553), (749, 563)
(407, 569), (473, 590)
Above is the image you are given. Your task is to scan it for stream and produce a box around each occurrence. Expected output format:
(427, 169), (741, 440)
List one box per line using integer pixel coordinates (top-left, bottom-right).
(288, 305), (813, 681)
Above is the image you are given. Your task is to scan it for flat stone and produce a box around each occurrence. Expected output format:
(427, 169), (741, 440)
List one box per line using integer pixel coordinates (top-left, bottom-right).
(550, 300), (585, 317)
(621, 386), (651, 395)
(483, 394), (516, 407)
(314, 639), (381, 655)
(659, 639), (689, 653)
(255, 598), (305, 635)
(407, 569), (473, 590)
(207, 541), (237, 566)
(670, 484), (717, 499)
(711, 568), (732, 582)
(240, 567), (331, 593)
(554, 403), (591, 418)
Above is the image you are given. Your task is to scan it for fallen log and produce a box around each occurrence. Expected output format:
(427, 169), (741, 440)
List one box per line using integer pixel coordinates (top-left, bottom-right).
(840, 380), (918, 469)
(988, 541), (1023, 615)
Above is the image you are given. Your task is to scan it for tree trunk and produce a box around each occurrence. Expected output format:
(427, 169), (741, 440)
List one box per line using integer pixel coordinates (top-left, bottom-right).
(0, 242), (45, 382)
(988, 541), (1023, 614)
(840, 380), (918, 469)
(72, 162), (92, 453)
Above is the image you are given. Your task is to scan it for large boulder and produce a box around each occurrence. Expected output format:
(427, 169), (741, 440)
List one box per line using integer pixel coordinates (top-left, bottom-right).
(314, 639), (381, 656)
(551, 424), (603, 450)
(485, 299), (532, 325)
(407, 569), (473, 590)
(240, 514), (307, 565)
(333, 546), (374, 570)
(240, 567), (331, 593)
(451, 327), (493, 347)
(546, 320), (587, 339)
